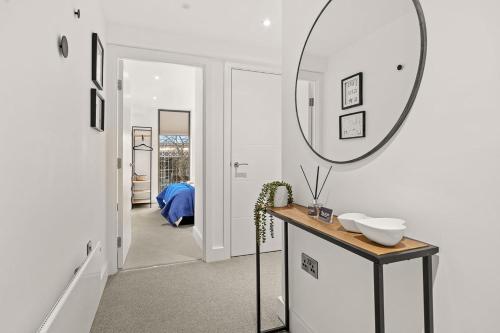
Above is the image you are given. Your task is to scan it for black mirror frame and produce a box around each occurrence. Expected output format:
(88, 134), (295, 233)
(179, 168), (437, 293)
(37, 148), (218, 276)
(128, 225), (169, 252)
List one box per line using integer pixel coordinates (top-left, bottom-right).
(294, 0), (427, 164)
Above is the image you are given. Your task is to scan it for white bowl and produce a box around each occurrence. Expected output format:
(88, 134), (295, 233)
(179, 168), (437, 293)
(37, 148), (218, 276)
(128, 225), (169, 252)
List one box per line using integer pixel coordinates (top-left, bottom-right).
(354, 218), (406, 246)
(337, 213), (370, 233)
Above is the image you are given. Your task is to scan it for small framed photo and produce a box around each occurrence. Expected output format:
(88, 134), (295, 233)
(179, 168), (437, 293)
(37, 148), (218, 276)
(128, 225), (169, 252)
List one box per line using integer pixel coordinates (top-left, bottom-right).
(90, 89), (105, 132)
(339, 111), (365, 139)
(91, 33), (104, 90)
(318, 207), (333, 223)
(341, 72), (363, 110)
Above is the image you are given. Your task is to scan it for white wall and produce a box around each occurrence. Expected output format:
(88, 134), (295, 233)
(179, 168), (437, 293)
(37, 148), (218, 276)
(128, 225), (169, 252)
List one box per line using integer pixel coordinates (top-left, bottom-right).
(0, 1), (107, 332)
(282, 0), (500, 332)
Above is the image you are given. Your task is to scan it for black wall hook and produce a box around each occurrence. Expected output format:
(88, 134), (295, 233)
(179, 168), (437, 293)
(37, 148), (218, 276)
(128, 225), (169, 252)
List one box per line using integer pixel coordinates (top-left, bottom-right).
(74, 9), (81, 19)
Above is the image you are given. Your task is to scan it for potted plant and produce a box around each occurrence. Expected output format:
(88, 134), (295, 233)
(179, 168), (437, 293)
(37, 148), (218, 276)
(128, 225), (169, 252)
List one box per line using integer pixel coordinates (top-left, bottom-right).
(254, 181), (293, 244)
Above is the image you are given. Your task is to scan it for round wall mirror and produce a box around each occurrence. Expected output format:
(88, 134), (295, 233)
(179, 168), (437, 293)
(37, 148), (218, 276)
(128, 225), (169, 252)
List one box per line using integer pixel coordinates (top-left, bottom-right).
(295, 0), (426, 163)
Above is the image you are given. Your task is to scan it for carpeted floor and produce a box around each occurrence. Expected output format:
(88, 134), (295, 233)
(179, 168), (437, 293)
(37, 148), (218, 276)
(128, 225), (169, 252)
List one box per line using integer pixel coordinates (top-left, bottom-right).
(123, 206), (202, 269)
(91, 252), (284, 333)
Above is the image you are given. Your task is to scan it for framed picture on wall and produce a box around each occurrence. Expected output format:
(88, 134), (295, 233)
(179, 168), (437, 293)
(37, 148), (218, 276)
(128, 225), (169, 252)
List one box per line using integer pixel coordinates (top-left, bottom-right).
(341, 72), (363, 110)
(339, 111), (365, 139)
(91, 32), (104, 90)
(90, 88), (105, 132)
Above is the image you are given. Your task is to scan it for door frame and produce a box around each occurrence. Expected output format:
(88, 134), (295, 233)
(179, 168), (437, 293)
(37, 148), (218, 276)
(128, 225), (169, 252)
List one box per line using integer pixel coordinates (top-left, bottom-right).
(297, 70), (323, 153)
(106, 44), (223, 273)
(223, 63), (282, 257)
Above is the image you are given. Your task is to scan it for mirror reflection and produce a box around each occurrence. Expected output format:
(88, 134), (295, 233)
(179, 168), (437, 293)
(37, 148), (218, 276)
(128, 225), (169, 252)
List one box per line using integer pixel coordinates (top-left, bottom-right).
(296, 0), (425, 163)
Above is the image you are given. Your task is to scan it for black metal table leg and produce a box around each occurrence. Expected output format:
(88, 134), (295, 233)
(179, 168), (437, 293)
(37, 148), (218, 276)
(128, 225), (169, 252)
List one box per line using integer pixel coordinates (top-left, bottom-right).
(423, 256), (434, 333)
(374, 263), (385, 333)
(256, 239), (261, 333)
(284, 222), (290, 330)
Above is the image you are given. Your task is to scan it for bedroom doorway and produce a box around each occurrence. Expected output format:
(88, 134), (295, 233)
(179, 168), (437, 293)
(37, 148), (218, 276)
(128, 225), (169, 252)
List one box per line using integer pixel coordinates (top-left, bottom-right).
(118, 59), (204, 270)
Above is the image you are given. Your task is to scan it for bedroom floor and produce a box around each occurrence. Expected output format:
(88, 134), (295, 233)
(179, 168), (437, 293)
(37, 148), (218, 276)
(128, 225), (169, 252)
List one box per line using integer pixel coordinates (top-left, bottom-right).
(123, 206), (202, 269)
(91, 252), (283, 333)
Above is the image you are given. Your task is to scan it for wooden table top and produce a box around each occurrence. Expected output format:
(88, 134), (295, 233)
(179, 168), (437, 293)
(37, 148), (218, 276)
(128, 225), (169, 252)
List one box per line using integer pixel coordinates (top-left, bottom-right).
(268, 204), (438, 264)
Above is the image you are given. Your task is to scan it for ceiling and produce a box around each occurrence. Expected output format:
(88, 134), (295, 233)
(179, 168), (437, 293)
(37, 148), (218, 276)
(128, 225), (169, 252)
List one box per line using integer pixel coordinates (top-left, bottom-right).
(123, 59), (197, 113)
(304, 0), (416, 58)
(103, 0), (281, 49)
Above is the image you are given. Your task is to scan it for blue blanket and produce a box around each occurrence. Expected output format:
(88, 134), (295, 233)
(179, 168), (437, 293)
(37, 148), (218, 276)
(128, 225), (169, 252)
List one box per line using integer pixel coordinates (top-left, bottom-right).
(156, 183), (195, 225)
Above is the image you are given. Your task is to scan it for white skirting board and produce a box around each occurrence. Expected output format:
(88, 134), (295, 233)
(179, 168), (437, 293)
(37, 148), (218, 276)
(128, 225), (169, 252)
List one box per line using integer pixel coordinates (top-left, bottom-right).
(192, 225), (203, 250)
(277, 297), (315, 333)
(289, 308), (315, 333)
(37, 241), (108, 333)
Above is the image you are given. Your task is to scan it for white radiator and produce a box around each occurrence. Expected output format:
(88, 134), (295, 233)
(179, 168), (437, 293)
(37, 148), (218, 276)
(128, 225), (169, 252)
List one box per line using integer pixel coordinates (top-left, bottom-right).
(37, 241), (107, 333)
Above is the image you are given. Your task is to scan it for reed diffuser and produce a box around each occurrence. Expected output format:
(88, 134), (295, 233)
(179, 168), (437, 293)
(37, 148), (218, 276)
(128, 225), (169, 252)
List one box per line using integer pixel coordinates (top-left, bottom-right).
(300, 165), (332, 216)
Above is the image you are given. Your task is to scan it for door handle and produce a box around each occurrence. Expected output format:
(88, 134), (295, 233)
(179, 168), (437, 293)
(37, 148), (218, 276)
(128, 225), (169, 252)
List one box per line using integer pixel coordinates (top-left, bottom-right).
(234, 162), (248, 168)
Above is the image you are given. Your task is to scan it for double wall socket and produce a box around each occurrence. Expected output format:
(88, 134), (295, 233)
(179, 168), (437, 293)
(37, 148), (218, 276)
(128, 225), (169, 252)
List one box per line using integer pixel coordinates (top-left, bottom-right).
(301, 253), (318, 279)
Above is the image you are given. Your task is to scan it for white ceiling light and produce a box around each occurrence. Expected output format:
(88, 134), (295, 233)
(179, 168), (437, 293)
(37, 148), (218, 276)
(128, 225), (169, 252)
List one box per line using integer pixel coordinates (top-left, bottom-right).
(262, 18), (271, 27)
(152, 96), (157, 100)
(154, 75), (160, 80)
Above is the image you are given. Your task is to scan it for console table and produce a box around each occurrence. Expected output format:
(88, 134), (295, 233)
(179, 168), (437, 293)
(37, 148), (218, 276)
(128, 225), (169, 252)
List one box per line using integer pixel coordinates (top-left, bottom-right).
(256, 204), (439, 333)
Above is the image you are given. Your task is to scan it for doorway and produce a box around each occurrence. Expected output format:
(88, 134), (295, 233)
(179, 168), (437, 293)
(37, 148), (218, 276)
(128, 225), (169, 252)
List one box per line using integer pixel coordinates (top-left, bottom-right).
(119, 59), (203, 270)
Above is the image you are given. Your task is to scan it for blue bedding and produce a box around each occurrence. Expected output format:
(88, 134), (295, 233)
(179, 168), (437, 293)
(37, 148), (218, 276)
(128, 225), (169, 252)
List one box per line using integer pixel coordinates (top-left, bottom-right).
(156, 183), (195, 225)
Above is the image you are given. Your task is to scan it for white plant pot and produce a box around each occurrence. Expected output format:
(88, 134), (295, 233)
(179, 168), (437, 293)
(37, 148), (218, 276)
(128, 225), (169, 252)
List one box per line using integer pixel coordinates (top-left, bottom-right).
(273, 186), (288, 208)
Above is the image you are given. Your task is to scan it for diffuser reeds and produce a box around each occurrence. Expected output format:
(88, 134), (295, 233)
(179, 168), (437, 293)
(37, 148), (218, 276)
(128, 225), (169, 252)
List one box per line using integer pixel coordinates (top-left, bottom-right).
(300, 165), (332, 202)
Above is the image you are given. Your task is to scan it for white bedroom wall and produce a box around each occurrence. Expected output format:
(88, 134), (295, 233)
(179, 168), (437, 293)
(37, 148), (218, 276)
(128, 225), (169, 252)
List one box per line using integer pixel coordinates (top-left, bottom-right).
(283, 0), (500, 332)
(0, 1), (107, 332)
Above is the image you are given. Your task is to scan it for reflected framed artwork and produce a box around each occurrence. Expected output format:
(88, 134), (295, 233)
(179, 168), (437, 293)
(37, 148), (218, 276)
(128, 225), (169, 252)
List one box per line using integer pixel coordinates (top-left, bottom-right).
(339, 111), (365, 139)
(341, 72), (363, 110)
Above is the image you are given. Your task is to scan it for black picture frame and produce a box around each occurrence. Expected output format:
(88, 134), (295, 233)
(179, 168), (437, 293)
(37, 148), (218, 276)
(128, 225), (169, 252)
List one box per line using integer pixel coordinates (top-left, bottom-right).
(341, 72), (363, 110)
(91, 33), (104, 90)
(90, 88), (105, 132)
(339, 111), (365, 139)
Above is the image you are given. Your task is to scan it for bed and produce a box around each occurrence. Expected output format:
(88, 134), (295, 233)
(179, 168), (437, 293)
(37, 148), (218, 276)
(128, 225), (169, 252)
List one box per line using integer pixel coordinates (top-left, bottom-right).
(156, 182), (195, 226)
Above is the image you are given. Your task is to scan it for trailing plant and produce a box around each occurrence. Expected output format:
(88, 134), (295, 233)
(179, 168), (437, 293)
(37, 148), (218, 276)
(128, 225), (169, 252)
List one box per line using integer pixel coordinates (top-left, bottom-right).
(254, 181), (293, 244)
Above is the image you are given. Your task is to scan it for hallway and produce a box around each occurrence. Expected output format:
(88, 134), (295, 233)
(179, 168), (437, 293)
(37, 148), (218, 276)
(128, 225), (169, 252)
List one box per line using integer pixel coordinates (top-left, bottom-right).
(91, 253), (283, 332)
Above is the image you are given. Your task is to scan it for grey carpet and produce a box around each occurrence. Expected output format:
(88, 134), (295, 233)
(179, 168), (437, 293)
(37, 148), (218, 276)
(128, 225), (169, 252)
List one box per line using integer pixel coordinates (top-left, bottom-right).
(124, 206), (202, 269)
(91, 252), (283, 333)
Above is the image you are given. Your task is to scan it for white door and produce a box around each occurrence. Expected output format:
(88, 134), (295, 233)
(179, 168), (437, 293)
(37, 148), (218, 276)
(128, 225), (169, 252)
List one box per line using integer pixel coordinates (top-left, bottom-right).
(117, 60), (132, 267)
(230, 68), (282, 256)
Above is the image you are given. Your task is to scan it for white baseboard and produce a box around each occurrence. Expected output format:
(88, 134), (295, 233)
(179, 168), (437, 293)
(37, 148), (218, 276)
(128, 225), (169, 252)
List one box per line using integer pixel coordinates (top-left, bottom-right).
(289, 308), (315, 333)
(99, 262), (108, 293)
(277, 296), (285, 324)
(192, 226), (203, 250)
(205, 246), (230, 262)
(276, 299), (315, 333)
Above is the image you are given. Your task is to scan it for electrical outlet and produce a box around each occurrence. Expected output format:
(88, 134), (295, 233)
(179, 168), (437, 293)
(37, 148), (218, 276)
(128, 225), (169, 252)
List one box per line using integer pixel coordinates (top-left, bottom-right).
(301, 253), (318, 279)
